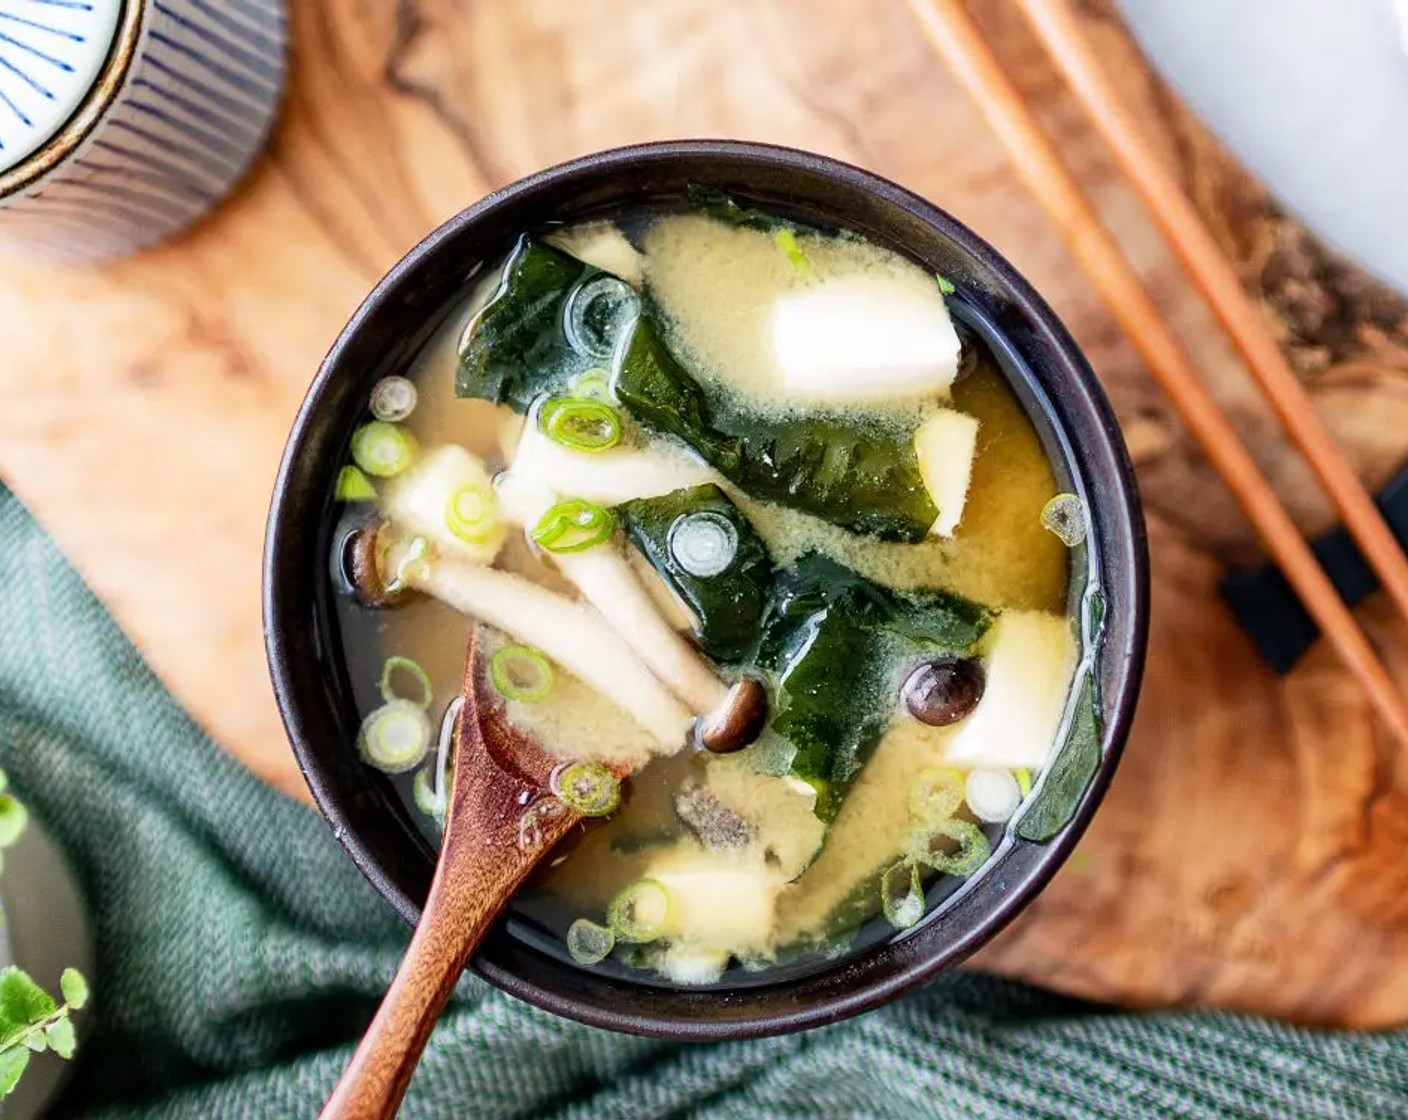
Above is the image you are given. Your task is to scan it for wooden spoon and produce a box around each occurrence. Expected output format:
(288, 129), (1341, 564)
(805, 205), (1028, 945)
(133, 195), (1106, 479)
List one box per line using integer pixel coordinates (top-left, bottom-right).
(319, 626), (579, 1119)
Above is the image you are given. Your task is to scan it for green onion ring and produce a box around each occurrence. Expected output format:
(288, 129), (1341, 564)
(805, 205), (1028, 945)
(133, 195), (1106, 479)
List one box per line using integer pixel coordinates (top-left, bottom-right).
(444, 483), (497, 544)
(357, 699), (432, 774)
(566, 918), (616, 965)
(350, 421), (417, 478)
(369, 375), (418, 422)
(607, 878), (672, 943)
(571, 368), (613, 402)
(550, 761), (621, 817)
(530, 498), (615, 553)
(490, 645), (554, 702)
(412, 767), (443, 821)
(379, 655), (433, 709)
(540, 398), (623, 452)
(335, 465), (378, 502)
(772, 228), (812, 277)
(1041, 493), (1087, 547)
(880, 859), (925, 930)
(904, 818), (991, 877)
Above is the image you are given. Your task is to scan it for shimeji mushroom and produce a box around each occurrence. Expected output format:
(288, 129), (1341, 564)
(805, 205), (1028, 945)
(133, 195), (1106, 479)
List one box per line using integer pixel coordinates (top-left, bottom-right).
(376, 528), (694, 749)
(493, 462), (765, 753)
(353, 440), (765, 754)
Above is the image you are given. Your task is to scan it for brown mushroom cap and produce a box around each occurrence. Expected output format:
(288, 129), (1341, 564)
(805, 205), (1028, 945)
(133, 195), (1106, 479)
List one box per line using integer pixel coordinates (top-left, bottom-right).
(697, 677), (768, 754)
(343, 518), (412, 609)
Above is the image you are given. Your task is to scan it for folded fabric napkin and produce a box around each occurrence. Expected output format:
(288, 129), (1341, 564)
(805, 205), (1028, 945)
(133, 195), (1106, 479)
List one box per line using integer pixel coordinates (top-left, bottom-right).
(0, 482), (1403, 1119)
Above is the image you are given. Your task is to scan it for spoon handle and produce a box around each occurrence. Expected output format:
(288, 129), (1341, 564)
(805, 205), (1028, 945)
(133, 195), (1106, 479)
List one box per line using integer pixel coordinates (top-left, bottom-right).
(320, 750), (574, 1118)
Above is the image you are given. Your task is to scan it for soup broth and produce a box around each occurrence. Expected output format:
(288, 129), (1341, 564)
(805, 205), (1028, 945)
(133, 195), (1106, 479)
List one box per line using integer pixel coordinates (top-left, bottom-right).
(330, 192), (1097, 987)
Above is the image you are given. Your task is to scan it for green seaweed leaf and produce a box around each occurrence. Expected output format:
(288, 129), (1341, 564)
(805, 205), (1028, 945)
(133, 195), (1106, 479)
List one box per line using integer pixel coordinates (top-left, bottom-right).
(685, 184), (811, 234)
(1016, 670), (1102, 842)
(617, 484), (774, 663)
(615, 317), (939, 540)
(757, 554), (989, 816)
(455, 237), (600, 412)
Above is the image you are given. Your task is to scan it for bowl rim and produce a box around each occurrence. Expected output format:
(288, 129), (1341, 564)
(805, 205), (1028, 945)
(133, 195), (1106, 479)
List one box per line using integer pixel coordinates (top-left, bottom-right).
(264, 138), (1149, 1039)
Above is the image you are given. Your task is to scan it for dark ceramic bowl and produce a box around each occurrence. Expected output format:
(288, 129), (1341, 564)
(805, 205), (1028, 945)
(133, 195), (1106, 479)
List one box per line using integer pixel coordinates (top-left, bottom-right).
(264, 140), (1148, 1040)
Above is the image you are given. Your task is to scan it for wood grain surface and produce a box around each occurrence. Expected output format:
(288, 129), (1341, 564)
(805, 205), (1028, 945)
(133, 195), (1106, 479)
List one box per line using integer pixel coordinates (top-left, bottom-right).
(3, 0), (1408, 1027)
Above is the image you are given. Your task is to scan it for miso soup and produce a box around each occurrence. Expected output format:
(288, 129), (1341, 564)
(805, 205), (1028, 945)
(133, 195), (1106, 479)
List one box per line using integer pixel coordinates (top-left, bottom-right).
(329, 189), (1101, 987)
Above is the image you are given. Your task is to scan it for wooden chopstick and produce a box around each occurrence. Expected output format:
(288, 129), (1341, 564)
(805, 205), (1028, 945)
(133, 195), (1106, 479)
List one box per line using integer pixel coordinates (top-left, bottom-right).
(902, 0), (1408, 745)
(1013, 0), (1408, 644)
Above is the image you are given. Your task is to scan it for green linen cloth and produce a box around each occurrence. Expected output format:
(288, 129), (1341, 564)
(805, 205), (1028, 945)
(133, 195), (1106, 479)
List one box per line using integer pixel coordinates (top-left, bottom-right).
(1, 480), (1404, 1120)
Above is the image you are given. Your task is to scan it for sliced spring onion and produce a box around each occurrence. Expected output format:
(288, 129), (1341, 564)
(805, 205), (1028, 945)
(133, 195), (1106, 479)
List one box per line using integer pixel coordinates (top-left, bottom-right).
(379, 655), (433, 709)
(666, 511), (739, 578)
(1014, 768), (1033, 797)
(1041, 493), (1087, 547)
(490, 644), (554, 702)
(880, 859), (925, 930)
(540, 397), (623, 452)
(567, 918), (616, 965)
(905, 818), (992, 877)
(443, 482), (498, 544)
(908, 767), (967, 824)
(370, 375), (418, 422)
(530, 498), (615, 553)
(351, 421), (417, 478)
(336, 465), (378, 502)
(357, 699), (432, 773)
(772, 228), (812, 277)
(550, 761), (622, 817)
(607, 878), (672, 943)
(964, 768), (1022, 824)
(412, 767), (442, 820)
(571, 368), (613, 402)
(384, 536), (431, 595)
(936, 273), (957, 296)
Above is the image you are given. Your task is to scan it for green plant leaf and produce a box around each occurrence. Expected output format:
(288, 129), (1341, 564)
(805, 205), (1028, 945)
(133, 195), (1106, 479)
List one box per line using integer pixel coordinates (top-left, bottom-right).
(0, 795), (27, 849)
(0, 1046), (30, 1098)
(22, 1029), (45, 1053)
(59, 969), (89, 1011)
(0, 767), (8, 795)
(0, 968), (56, 1047)
(617, 484), (774, 663)
(45, 1016), (76, 1060)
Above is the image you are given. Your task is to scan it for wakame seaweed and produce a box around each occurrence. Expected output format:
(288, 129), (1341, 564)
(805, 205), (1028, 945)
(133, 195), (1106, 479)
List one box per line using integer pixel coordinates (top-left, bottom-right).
(457, 234), (940, 540)
(1015, 670), (1101, 842)
(757, 554), (989, 819)
(456, 237), (600, 412)
(615, 317), (939, 541)
(616, 484), (774, 663)
(685, 184), (817, 235)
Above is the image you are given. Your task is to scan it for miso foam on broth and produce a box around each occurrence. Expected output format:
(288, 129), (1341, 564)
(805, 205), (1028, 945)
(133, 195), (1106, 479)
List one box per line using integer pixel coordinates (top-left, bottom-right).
(330, 192), (1088, 988)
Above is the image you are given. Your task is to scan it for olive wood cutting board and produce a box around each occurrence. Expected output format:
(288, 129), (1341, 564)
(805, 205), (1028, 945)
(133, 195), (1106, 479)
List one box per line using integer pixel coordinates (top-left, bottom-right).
(4, 0), (1408, 1028)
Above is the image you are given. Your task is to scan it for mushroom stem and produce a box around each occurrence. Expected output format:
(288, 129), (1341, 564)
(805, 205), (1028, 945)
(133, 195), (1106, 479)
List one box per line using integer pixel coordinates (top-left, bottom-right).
(495, 471), (729, 717)
(399, 546), (694, 749)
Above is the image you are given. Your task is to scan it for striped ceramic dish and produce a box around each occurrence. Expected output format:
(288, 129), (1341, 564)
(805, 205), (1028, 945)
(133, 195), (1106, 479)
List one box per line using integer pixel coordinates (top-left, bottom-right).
(0, 0), (286, 262)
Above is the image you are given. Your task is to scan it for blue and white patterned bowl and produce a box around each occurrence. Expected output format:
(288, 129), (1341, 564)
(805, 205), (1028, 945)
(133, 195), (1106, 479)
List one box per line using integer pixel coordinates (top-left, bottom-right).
(0, 0), (286, 262)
